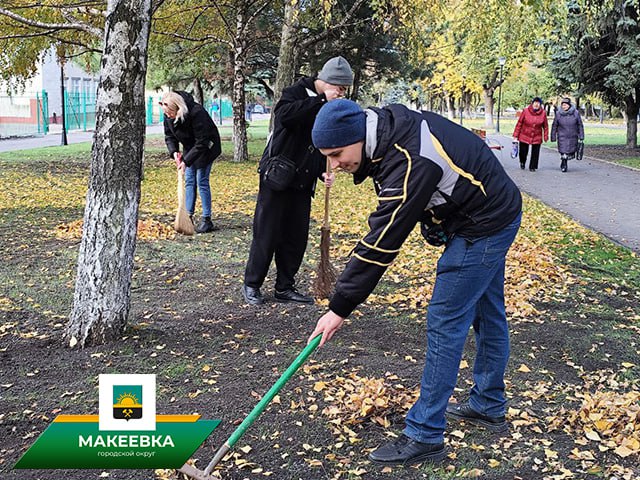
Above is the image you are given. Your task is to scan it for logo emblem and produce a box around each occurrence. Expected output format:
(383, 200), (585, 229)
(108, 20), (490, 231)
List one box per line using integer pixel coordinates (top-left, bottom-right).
(113, 385), (143, 420)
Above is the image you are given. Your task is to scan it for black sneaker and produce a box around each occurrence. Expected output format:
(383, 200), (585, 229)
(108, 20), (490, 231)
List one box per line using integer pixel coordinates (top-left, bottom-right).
(242, 285), (264, 305)
(274, 288), (314, 304)
(368, 434), (446, 466)
(520, 162), (525, 170)
(195, 216), (218, 233)
(445, 402), (508, 433)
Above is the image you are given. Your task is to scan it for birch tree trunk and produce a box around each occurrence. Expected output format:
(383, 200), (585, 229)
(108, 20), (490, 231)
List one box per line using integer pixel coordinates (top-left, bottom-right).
(232, 11), (248, 163)
(193, 77), (204, 105)
(65, 0), (152, 348)
(272, 0), (299, 108)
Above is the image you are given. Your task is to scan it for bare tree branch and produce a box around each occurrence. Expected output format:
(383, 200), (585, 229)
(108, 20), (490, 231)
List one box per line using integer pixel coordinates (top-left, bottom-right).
(300, 0), (367, 49)
(0, 6), (103, 37)
(151, 29), (232, 48)
(152, 0), (166, 14)
(241, 0), (271, 37)
(0, 28), (62, 39)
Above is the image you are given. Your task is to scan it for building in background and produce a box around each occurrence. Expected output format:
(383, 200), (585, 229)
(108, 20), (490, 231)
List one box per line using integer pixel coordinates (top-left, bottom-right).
(0, 48), (99, 138)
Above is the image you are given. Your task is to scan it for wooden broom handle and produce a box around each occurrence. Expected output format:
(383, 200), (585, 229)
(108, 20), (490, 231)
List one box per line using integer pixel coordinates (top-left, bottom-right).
(323, 158), (331, 228)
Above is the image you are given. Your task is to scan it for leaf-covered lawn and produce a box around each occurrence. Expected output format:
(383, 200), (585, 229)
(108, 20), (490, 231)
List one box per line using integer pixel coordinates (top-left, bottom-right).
(0, 138), (638, 480)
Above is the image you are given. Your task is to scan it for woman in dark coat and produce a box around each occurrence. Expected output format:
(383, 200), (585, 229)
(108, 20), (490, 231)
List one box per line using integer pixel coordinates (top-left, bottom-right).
(551, 97), (585, 172)
(162, 91), (221, 232)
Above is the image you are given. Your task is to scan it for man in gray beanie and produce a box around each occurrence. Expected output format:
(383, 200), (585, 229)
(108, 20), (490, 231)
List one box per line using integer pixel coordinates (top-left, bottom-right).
(242, 57), (353, 305)
(308, 99), (522, 466)
(317, 56), (354, 86)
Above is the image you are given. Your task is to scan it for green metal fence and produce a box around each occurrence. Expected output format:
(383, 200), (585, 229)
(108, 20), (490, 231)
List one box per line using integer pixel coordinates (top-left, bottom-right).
(0, 92), (48, 138)
(145, 96), (233, 125)
(64, 91), (97, 131)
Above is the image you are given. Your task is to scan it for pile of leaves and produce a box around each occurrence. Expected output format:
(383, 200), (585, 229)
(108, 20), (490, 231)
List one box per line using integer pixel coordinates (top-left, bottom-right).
(54, 218), (176, 241)
(550, 389), (640, 458)
(314, 370), (417, 438)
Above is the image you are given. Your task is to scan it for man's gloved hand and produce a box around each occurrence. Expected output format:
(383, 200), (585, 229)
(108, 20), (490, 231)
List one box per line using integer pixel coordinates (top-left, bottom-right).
(421, 223), (448, 247)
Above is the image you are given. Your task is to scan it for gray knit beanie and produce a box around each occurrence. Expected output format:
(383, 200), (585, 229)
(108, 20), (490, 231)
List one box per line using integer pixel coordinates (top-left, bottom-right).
(317, 56), (354, 86)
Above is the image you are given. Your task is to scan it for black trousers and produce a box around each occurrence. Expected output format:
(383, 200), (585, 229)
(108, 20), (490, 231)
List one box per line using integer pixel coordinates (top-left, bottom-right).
(519, 142), (541, 169)
(244, 181), (312, 291)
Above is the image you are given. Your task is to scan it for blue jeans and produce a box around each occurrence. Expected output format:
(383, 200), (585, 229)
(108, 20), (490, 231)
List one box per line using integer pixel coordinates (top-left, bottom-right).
(404, 213), (521, 444)
(184, 162), (212, 217)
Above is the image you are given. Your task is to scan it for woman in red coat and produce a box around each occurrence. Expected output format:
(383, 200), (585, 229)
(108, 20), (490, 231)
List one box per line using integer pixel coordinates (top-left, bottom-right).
(513, 97), (549, 171)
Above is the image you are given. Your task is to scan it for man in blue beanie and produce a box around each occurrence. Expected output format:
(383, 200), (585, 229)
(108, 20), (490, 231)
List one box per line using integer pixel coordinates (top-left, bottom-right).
(308, 99), (522, 466)
(242, 57), (352, 305)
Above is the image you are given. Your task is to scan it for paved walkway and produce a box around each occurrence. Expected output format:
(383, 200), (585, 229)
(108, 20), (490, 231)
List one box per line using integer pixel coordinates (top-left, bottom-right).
(1, 127), (638, 253)
(0, 124), (165, 152)
(487, 133), (640, 253)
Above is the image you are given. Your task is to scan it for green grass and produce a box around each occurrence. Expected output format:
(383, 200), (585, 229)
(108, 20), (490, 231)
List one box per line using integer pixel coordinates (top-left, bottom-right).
(554, 229), (640, 286)
(0, 142), (92, 162)
(616, 157), (640, 169)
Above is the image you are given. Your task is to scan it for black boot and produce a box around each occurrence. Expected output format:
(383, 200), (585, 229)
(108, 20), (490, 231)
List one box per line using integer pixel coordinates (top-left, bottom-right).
(560, 155), (568, 172)
(195, 216), (217, 233)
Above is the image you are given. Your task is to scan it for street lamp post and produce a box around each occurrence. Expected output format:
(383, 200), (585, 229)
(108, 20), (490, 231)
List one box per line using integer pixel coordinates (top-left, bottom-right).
(60, 60), (68, 146)
(496, 57), (506, 133)
(460, 75), (466, 126)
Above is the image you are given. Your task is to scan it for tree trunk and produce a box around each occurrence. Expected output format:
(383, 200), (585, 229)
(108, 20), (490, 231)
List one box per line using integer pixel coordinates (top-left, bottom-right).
(271, 0), (299, 130)
(232, 12), (248, 162)
(483, 88), (495, 129)
(446, 95), (455, 120)
(463, 91), (472, 119)
(193, 77), (204, 105)
(624, 92), (639, 149)
(65, 0), (152, 348)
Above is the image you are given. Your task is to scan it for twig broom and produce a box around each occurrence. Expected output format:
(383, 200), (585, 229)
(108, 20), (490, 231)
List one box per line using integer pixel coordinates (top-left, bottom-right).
(174, 169), (195, 235)
(313, 158), (336, 299)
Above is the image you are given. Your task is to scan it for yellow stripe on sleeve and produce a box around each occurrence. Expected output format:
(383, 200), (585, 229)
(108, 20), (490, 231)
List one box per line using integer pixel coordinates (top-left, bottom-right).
(430, 135), (486, 196)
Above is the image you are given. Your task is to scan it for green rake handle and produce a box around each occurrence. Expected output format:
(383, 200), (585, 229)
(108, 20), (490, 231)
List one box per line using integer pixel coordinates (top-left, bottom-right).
(203, 334), (322, 474)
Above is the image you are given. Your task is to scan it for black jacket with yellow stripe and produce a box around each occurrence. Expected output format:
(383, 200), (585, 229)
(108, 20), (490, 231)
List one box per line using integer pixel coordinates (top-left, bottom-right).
(329, 104), (522, 318)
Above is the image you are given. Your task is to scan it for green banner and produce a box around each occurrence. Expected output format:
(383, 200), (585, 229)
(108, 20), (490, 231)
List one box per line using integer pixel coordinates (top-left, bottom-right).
(15, 417), (220, 469)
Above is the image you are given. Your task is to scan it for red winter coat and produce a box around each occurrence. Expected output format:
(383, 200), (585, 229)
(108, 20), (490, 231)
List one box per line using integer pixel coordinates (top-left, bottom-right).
(513, 105), (549, 145)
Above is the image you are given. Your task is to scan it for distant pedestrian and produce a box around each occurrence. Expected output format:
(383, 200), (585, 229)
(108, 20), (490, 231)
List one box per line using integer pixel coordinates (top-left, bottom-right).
(513, 97), (549, 171)
(551, 97), (584, 173)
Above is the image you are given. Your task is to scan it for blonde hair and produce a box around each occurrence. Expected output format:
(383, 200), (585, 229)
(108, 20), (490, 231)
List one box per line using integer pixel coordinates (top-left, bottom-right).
(162, 91), (189, 124)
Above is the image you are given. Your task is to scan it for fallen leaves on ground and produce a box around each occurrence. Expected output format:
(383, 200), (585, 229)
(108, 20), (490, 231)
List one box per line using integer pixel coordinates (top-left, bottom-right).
(54, 218), (176, 241)
(550, 390), (640, 458)
(316, 371), (417, 434)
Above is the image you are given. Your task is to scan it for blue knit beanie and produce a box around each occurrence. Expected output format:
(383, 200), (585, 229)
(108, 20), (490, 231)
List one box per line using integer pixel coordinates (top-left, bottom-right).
(312, 99), (366, 149)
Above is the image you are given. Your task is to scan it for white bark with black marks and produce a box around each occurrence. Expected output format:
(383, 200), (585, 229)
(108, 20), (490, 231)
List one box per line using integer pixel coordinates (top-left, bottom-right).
(65, 0), (152, 347)
(232, 10), (248, 163)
